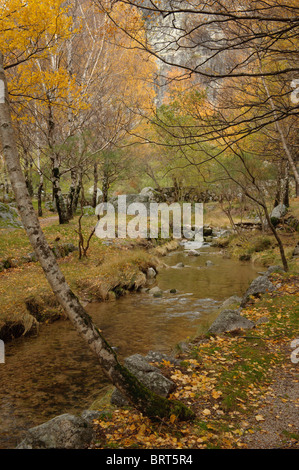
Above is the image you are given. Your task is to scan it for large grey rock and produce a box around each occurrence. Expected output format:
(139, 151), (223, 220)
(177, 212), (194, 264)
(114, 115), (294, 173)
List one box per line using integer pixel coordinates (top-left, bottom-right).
(265, 265), (285, 275)
(146, 267), (157, 280)
(110, 354), (175, 407)
(0, 202), (23, 228)
(17, 413), (93, 449)
(145, 350), (180, 366)
(139, 187), (159, 201)
(148, 286), (163, 295)
(221, 296), (242, 309)
(208, 309), (255, 335)
(187, 250), (200, 257)
(270, 203), (287, 220)
(241, 275), (275, 307)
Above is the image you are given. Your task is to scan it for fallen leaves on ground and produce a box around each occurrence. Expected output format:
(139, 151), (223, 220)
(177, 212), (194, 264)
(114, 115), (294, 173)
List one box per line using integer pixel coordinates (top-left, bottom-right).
(91, 273), (299, 450)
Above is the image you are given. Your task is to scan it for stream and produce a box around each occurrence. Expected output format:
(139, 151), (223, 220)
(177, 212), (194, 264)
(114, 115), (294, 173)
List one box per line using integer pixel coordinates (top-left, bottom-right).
(0, 245), (260, 448)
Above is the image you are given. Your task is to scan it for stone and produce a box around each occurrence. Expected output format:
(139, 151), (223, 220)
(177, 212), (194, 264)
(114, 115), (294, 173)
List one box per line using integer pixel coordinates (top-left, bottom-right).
(146, 267), (157, 280)
(187, 250), (200, 256)
(0, 202), (23, 228)
(270, 203), (287, 220)
(205, 260), (214, 266)
(170, 288), (177, 294)
(139, 187), (159, 201)
(80, 410), (107, 424)
(153, 291), (163, 298)
(265, 265), (285, 275)
(110, 354), (175, 407)
(16, 413), (94, 449)
(241, 276), (275, 307)
(148, 286), (162, 295)
(208, 309), (255, 335)
(145, 350), (180, 366)
(173, 262), (184, 268)
(221, 296), (242, 309)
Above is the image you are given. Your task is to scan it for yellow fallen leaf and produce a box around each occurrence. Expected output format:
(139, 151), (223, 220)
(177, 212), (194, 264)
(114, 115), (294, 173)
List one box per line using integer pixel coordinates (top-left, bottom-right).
(255, 415), (265, 421)
(202, 409), (211, 416)
(212, 390), (222, 399)
(170, 414), (177, 424)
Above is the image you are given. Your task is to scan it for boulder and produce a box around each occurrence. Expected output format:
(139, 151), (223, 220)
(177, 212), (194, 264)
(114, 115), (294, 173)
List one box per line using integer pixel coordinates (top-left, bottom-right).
(110, 354), (175, 407)
(148, 286), (163, 296)
(205, 260), (214, 267)
(270, 203), (287, 221)
(208, 309), (255, 335)
(265, 265), (285, 275)
(187, 250), (200, 257)
(241, 275), (275, 307)
(173, 262), (185, 268)
(139, 187), (159, 201)
(17, 413), (94, 449)
(145, 350), (180, 366)
(221, 296), (242, 309)
(146, 267), (157, 280)
(0, 202), (23, 228)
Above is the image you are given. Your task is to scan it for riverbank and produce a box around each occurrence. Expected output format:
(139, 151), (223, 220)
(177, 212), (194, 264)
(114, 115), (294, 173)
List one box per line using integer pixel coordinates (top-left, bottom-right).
(88, 269), (298, 449)
(0, 213), (181, 342)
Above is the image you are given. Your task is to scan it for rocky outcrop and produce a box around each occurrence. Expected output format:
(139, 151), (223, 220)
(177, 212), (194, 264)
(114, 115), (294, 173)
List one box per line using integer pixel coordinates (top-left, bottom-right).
(110, 353), (175, 407)
(208, 309), (255, 335)
(270, 203), (288, 221)
(0, 202), (22, 228)
(17, 413), (94, 449)
(241, 275), (275, 307)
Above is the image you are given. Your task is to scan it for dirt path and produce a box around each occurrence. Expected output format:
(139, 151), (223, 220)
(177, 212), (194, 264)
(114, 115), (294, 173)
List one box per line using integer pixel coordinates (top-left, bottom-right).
(241, 347), (299, 449)
(39, 216), (59, 228)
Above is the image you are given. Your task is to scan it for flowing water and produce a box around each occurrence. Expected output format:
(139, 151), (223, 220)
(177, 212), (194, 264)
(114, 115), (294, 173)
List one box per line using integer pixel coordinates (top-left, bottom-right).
(0, 245), (261, 448)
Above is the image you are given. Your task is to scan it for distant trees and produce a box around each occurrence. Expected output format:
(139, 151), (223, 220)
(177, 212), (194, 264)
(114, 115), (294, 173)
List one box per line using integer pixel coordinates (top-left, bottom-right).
(94, 0), (299, 270)
(2, 0), (156, 219)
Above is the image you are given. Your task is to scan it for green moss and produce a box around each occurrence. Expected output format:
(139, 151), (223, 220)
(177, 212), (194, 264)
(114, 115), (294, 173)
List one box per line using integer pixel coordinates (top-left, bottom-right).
(115, 363), (195, 421)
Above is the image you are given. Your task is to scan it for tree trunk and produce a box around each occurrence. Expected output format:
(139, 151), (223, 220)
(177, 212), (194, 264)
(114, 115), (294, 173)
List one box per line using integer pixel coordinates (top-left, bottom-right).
(72, 171), (82, 215)
(52, 158), (69, 224)
(102, 173), (109, 202)
(0, 55), (194, 421)
(67, 168), (77, 220)
(24, 151), (33, 197)
(37, 177), (44, 218)
(92, 162), (98, 208)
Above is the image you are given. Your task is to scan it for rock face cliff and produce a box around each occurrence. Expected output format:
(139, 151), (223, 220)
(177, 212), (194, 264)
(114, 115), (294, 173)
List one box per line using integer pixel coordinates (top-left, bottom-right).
(140, 0), (232, 104)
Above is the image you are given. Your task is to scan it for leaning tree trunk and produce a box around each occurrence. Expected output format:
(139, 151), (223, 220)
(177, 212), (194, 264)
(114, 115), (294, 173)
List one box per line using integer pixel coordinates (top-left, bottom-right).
(0, 54), (193, 421)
